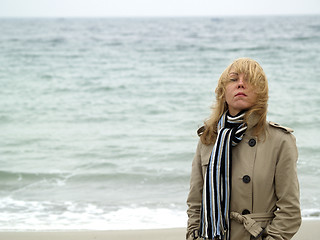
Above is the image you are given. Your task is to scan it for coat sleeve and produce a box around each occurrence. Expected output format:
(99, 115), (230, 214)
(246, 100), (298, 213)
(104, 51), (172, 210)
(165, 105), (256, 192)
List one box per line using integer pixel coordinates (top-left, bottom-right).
(264, 133), (301, 240)
(186, 139), (204, 240)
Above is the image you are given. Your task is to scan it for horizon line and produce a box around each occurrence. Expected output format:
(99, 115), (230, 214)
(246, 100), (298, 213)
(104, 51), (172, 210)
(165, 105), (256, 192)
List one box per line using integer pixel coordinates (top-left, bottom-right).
(0, 13), (319, 19)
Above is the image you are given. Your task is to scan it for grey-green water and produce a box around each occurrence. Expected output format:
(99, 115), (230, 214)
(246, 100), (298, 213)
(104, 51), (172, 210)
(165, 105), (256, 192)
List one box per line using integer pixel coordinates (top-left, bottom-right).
(0, 16), (319, 230)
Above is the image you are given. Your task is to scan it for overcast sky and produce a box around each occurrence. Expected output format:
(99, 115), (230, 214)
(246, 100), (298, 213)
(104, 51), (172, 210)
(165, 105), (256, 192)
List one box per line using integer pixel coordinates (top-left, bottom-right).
(1, 0), (320, 17)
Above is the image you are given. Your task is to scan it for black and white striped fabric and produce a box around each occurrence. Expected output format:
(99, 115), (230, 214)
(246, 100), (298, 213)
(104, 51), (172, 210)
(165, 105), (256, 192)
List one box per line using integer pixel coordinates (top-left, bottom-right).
(199, 111), (247, 240)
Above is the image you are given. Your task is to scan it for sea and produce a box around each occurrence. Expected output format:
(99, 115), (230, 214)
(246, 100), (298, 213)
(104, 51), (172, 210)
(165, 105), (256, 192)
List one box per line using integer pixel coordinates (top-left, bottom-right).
(0, 15), (319, 231)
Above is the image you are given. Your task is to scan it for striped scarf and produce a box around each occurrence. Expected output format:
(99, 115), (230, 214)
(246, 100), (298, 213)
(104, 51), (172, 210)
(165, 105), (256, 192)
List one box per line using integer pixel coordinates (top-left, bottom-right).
(199, 111), (247, 240)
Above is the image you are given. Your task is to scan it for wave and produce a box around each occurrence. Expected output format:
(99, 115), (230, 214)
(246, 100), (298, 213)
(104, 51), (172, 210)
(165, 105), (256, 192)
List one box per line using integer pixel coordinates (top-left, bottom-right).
(0, 115), (12, 123)
(70, 171), (189, 184)
(25, 37), (67, 45)
(301, 209), (320, 218)
(0, 170), (189, 184)
(86, 85), (127, 93)
(0, 170), (68, 181)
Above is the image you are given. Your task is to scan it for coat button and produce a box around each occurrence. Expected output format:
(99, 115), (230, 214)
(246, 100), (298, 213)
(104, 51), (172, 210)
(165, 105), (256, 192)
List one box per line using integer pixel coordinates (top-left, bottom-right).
(242, 209), (251, 215)
(248, 138), (256, 147)
(242, 175), (251, 183)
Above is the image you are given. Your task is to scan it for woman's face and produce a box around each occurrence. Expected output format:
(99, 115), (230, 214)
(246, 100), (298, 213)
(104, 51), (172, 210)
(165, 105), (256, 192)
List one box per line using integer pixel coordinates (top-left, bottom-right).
(225, 71), (257, 116)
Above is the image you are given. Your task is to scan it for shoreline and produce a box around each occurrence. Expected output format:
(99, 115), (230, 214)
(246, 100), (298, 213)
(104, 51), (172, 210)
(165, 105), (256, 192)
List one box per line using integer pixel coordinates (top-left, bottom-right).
(0, 220), (319, 240)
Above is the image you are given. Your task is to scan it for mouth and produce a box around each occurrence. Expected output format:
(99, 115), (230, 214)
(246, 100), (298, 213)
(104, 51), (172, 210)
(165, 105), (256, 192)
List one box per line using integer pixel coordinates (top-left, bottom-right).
(235, 92), (247, 97)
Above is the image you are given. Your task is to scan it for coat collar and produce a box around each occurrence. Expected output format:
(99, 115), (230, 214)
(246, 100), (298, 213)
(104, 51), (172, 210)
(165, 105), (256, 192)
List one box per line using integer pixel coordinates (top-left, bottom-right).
(244, 112), (260, 138)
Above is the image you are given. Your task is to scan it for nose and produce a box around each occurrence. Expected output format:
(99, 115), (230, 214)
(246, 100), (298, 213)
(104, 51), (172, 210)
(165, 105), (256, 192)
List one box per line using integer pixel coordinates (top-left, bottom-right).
(237, 77), (246, 88)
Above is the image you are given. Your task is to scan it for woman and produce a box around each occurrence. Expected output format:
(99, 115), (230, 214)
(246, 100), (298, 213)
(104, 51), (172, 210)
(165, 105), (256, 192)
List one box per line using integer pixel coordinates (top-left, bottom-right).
(186, 58), (301, 240)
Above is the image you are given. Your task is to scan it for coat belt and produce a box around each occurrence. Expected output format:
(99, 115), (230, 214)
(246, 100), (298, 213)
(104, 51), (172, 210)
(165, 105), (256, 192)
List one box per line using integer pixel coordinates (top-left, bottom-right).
(230, 211), (275, 238)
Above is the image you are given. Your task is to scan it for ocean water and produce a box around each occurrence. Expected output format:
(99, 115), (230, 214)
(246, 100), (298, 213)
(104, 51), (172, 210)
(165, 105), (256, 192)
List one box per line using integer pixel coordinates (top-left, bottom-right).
(0, 16), (319, 230)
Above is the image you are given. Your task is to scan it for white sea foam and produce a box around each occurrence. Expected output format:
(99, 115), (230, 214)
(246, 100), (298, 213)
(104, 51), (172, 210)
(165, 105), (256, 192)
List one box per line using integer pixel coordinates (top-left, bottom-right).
(0, 197), (319, 230)
(0, 197), (187, 230)
(301, 208), (320, 219)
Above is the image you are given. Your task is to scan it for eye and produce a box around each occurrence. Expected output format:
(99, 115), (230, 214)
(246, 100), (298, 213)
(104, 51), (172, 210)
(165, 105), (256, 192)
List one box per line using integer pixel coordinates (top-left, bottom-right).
(230, 78), (237, 82)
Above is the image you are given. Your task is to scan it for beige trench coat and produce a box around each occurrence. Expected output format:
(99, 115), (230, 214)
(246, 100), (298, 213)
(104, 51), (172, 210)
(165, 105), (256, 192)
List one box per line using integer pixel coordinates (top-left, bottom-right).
(186, 121), (301, 240)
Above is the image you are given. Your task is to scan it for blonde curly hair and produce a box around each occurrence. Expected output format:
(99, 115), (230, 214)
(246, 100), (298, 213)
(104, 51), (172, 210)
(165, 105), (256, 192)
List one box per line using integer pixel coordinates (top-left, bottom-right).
(201, 58), (269, 145)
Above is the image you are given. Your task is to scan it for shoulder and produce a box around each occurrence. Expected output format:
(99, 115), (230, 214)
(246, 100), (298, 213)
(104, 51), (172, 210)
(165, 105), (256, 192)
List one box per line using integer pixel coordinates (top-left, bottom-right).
(266, 121), (297, 149)
(267, 122), (298, 163)
(195, 126), (214, 157)
(268, 121), (294, 134)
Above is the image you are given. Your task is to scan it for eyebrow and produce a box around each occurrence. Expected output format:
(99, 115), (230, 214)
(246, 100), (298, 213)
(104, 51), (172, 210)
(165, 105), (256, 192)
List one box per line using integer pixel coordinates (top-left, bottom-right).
(229, 72), (238, 76)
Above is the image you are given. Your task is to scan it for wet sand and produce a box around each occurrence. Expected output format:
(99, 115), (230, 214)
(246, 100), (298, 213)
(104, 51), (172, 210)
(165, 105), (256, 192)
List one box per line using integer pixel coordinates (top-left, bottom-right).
(0, 219), (319, 240)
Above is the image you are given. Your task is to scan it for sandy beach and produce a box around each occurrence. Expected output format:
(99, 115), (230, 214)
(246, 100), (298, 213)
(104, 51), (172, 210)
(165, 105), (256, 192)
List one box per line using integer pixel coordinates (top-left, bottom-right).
(0, 220), (319, 240)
